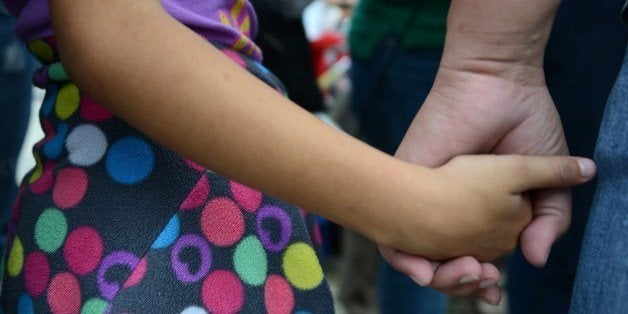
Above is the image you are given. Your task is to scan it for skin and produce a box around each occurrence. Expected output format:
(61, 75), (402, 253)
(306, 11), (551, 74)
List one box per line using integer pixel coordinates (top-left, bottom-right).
(49, 0), (592, 305)
(381, 0), (572, 305)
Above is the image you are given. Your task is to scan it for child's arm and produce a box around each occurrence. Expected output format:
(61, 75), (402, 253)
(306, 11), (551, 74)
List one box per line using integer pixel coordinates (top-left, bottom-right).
(49, 0), (593, 261)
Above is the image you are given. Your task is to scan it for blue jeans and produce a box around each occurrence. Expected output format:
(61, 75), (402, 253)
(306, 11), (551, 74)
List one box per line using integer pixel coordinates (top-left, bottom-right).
(351, 36), (447, 314)
(506, 0), (627, 312)
(0, 13), (34, 253)
(569, 46), (628, 313)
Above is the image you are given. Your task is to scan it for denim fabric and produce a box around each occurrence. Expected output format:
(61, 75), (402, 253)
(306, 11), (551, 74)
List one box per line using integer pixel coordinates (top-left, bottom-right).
(0, 14), (33, 252)
(569, 47), (628, 314)
(350, 35), (447, 313)
(506, 1), (627, 312)
(351, 36), (442, 155)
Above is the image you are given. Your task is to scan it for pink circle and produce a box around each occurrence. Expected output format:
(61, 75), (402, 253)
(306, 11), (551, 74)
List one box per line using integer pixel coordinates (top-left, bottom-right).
(80, 95), (114, 122)
(201, 197), (244, 247)
(45, 36), (57, 50)
(264, 275), (294, 314)
(47, 272), (81, 314)
(202, 270), (244, 313)
(52, 168), (88, 209)
(63, 226), (104, 275)
(184, 158), (205, 172)
(312, 220), (323, 247)
(180, 174), (210, 210)
(123, 257), (148, 288)
(11, 186), (26, 222)
(30, 161), (56, 194)
(229, 181), (262, 212)
(24, 251), (50, 297)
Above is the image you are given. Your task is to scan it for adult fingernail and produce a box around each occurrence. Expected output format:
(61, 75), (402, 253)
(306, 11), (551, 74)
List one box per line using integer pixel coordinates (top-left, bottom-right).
(577, 158), (595, 178)
(536, 249), (551, 267)
(478, 297), (500, 306)
(458, 274), (479, 285)
(478, 279), (496, 290)
(410, 275), (428, 287)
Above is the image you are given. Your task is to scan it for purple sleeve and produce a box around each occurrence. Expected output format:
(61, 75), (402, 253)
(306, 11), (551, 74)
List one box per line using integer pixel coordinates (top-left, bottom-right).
(4, 0), (261, 61)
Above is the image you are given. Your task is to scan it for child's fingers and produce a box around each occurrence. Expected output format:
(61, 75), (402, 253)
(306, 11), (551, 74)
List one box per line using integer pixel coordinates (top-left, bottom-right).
(511, 156), (595, 192)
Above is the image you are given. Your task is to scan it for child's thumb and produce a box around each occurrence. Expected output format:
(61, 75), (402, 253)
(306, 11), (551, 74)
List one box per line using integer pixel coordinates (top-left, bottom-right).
(513, 156), (596, 191)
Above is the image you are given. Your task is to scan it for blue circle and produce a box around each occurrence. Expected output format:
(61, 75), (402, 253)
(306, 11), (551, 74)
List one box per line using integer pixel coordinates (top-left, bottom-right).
(106, 136), (155, 184)
(18, 294), (34, 314)
(151, 214), (180, 249)
(41, 86), (58, 116)
(43, 123), (68, 159)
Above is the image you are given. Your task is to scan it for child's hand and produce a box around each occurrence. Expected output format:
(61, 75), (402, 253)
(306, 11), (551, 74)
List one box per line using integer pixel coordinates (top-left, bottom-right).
(384, 155), (595, 262)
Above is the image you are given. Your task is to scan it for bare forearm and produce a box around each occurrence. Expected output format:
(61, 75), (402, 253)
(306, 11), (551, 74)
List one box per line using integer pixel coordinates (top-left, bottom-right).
(49, 0), (433, 245)
(442, 0), (561, 80)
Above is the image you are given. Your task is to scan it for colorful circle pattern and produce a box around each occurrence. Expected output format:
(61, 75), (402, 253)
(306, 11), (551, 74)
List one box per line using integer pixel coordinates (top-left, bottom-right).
(5, 38), (332, 312)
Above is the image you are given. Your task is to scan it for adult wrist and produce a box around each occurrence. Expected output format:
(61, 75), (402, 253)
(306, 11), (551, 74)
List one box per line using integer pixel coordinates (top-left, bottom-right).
(441, 0), (561, 82)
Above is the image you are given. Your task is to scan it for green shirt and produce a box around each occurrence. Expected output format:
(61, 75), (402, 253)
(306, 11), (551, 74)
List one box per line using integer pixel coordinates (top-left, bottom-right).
(349, 0), (450, 59)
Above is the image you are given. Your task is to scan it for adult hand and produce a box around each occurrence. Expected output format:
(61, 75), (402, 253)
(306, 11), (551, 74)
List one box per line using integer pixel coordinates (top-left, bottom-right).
(376, 0), (569, 305)
(382, 68), (571, 303)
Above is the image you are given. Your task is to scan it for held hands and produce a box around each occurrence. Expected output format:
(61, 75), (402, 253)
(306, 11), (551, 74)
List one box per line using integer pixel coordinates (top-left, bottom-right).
(383, 154), (595, 263)
(378, 0), (569, 300)
(380, 71), (582, 303)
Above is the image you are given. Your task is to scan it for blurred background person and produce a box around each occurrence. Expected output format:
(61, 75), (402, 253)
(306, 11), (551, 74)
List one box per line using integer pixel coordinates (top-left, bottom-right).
(347, 0), (449, 312)
(251, 0), (325, 113)
(345, 0), (626, 313)
(507, 1), (626, 313)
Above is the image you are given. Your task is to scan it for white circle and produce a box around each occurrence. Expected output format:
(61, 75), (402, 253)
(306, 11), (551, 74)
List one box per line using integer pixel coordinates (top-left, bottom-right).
(66, 124), (108, 166)
(180, 306), (208, 314)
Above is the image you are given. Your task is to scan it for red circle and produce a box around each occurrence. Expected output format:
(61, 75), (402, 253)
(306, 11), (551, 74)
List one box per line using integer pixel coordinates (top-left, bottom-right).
(24, 251), (50, 297)
(264, 275), (295, 314)
(229, 181), (262, 212)
(201, 197), (244, 247)
(52, 168), (88, 209)
(47, 272), (81, 314)
(30, 161), (56, 194)
(123, 257), (148, 288)
(202, 270), (244, 313)
(80, 95), (114, 122)
(63, 226), (104, 275)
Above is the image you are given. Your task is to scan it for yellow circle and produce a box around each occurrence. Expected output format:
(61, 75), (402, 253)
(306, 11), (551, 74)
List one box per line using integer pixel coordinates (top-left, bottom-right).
(282, 242), (323, 290)
(28, 40), (54, 63)
(28, 152), (43, 184)
(8, 236), (24, 277)
(55, 83), (80, 120)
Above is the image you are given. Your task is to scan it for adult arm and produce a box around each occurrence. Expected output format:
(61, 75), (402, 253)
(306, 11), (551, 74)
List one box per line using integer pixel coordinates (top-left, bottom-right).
(384, 0), (568, 304)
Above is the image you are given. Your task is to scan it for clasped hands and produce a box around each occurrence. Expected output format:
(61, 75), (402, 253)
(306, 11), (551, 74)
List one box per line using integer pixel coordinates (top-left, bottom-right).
(375, 59), (595, 305)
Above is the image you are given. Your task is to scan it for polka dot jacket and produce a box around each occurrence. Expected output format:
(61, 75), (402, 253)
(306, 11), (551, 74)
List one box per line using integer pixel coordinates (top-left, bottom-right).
(1, 35), (335, 313)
